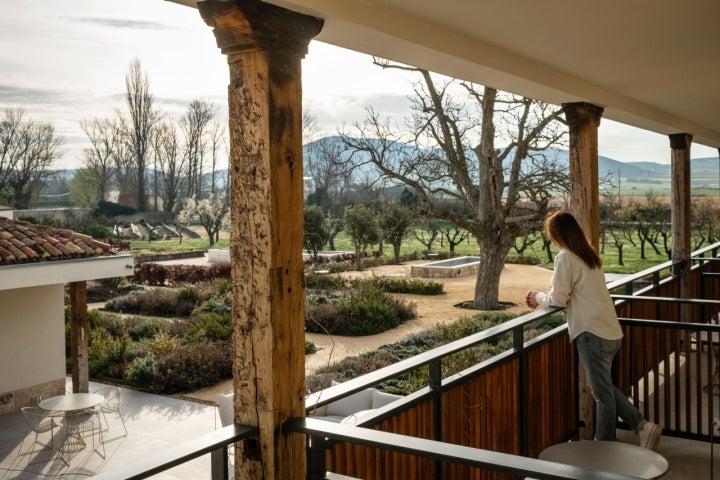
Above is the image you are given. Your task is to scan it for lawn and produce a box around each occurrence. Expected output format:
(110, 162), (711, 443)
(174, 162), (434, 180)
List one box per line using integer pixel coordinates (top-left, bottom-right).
(132, 225), (675, 276)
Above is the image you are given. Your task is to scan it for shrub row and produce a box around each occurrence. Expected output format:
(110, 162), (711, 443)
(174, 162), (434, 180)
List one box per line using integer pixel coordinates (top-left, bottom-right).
(77, 304), (236, 393)
(104, 286), (209, 317)
(306, 311), (566, 394)
(305, 272), (445, 296)
(132, 262), (231, 286)
(305, 283), (417, 336)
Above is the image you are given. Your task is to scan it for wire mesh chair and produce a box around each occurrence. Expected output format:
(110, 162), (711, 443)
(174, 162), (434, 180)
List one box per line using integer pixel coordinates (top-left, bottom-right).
(18, 407), (60, 456)
(59, 409), (105, 465)
(96, 386), (127, 442)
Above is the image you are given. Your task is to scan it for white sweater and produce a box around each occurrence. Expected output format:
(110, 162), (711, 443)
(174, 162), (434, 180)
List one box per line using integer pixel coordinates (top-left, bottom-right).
(535, 249), (623, 342)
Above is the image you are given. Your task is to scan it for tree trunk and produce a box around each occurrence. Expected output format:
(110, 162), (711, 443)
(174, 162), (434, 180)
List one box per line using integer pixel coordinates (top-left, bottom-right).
(472, 234), (513, 309)
(393, 243), (401, 264)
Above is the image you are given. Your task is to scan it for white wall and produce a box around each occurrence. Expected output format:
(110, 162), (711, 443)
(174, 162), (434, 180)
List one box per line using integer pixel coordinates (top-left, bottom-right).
(0, 285), (65, 393)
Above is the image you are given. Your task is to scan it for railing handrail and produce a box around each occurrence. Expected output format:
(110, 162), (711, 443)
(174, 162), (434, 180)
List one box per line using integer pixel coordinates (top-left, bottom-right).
(286, 417), (641, 480)
(307, 241), (720, 413)
(611, 294), (720, 306)
(91, 424), (257, 480)
(306, 306), (565, 411)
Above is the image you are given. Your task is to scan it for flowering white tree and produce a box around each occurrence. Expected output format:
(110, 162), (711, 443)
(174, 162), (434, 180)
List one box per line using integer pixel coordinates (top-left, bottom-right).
(178, 193), (229, 246)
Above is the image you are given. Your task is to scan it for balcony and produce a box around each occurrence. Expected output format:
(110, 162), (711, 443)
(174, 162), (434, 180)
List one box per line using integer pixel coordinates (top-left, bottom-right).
(1, 243), (718, 479)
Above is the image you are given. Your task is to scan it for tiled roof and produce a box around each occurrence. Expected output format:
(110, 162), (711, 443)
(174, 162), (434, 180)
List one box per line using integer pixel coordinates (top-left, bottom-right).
(0, 217), (117, 265)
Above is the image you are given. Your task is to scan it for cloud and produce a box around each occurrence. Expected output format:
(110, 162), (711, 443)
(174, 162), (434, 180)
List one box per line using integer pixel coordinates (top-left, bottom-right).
(0, 85), (63, 105)
(69, 16), (180, 31)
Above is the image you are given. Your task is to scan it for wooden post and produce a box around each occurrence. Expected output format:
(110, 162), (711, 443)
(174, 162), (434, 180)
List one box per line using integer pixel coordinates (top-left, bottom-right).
(199, 2), (322, 479)
(68, 281), (89, 393)
(669, 133), (693, 321)
(562, 102), (603, 250)
(562, 102), (604, 440)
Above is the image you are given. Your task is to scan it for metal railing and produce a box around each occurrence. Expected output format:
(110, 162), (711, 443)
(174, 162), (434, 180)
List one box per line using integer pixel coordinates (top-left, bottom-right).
(91, 241), (720, 479)
(92, 424), (256, 480)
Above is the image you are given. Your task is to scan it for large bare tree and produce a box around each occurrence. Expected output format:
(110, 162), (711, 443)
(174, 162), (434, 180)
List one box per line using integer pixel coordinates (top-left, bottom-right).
(0, 108), (63, 209)
(341, 64), (568, 309)
(121, 58), (158, 211)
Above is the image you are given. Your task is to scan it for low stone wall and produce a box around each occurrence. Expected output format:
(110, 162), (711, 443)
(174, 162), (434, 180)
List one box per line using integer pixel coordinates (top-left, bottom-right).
(134, 250), (206, 264)
(410, 256), (481, 278)
(0, 379), (65, 415)
(208, 249), (230, 263)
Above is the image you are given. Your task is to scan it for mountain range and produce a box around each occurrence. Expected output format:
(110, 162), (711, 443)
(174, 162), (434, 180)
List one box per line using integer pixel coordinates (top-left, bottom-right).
(303, 136), (719, 183)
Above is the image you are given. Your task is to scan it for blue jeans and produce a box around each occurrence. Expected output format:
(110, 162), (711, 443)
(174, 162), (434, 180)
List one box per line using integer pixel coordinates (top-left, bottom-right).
(575, 332), (644, 440)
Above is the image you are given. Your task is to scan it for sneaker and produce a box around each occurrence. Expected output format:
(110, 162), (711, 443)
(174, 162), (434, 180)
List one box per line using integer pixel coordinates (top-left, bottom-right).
(638, 421), (662, 450)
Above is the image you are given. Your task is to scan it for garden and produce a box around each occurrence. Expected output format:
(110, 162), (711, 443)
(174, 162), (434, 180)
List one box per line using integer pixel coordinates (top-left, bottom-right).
(72, 256), (450, 395)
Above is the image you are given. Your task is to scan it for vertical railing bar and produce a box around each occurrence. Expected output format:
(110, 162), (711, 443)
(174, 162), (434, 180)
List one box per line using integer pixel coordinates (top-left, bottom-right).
(210, 446), (228, 480)
(429, 358), (442, 480)
(514, 325), (526, 457)
(307, 434), (327, 480)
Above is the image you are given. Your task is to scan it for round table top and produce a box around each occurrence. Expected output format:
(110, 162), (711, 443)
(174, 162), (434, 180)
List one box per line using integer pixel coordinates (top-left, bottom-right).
(39, 393), (104, 412)
(539, 440), (668, 479)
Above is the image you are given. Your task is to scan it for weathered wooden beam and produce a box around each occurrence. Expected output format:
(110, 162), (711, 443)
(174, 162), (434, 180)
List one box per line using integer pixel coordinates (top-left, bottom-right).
(199, 1), (323, 479)
(562, 102), (603, 251)
(669, 133), (693, 322)
(68, 281), (89, 393)
(561, 101), (604, 441)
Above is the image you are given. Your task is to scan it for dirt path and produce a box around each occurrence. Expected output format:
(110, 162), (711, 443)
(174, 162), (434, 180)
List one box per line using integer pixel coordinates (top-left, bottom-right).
(183, 261), (553, 403)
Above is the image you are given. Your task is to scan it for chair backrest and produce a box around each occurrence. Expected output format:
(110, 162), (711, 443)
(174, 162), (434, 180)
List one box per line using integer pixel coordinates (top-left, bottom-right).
(100, 386), (121, 410)
(218, 393), (234, 428)
(21, 407), (51, 432)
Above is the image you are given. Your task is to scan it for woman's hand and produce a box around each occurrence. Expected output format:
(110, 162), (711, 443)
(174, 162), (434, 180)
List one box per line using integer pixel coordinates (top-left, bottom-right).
(525, 290), (539, 309)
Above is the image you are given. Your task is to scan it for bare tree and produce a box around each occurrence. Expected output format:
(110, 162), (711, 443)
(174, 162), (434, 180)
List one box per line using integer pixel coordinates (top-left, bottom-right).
(112, 137), (137, 208)
(208, 117), (226, 195)
(151, 121), (187, 214)
(340, 63), (568, 309)
(0, 108), (63, 208)
(80, 117), (120, 204)
(182, 99), (215, 198)
(120, 58), (158, 211)
(0, 108), (24, 194)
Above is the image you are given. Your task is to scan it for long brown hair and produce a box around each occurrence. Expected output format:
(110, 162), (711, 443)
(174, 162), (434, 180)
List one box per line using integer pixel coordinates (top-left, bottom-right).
(544, 211), (602, 269)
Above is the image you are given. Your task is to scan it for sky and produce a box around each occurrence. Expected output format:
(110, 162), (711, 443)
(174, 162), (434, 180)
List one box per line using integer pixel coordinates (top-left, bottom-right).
(1, 0), (717, 171)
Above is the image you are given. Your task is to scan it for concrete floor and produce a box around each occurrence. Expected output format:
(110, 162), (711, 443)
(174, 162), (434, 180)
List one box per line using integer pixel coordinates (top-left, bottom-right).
(0, 381), (218, 479)
(1, 382), (718, 479)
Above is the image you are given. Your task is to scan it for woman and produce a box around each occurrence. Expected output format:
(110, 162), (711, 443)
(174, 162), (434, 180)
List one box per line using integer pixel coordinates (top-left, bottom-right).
(526, 210), (661, 450)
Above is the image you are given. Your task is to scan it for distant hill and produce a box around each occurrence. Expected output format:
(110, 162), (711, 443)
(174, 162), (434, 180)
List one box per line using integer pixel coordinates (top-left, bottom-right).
(303, 136), (719, 184)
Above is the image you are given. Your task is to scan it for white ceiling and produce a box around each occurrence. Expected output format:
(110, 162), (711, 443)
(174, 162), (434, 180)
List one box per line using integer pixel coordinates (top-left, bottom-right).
(174, 0), (720, 150)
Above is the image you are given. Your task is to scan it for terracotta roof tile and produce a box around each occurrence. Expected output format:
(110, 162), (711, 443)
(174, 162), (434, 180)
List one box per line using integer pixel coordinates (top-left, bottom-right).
(0, 217), (117, 266)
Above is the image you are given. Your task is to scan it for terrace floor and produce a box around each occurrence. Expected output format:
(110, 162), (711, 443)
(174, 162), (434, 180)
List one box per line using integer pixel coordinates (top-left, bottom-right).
(0, 381), (718, 479)
(0, 381), (217, 479)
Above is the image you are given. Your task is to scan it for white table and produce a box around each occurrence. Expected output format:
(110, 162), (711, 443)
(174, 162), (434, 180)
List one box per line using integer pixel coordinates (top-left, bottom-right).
(40, 393), (104, 455)
(538, 440), (668, 479)
(39, 393), (104, 412)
